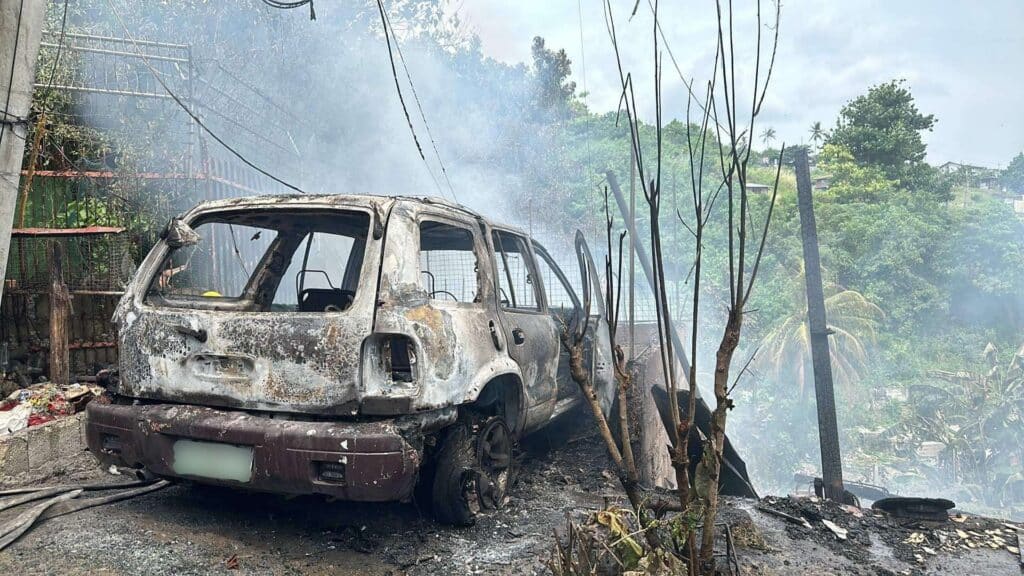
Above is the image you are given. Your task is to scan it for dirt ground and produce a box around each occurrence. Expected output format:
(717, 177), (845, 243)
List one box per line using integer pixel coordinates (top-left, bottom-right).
(0, 410), (1019, 575)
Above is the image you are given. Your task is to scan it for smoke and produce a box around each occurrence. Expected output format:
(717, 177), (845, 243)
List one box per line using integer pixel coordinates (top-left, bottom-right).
(52, 1), (1024, 518)
(54, 1), (556, 237)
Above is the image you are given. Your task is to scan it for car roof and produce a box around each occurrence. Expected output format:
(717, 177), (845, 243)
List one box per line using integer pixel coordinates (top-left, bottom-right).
(182, 194), (531, 239)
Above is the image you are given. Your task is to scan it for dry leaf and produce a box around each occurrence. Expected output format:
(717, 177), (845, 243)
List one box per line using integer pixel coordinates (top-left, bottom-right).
(904, 532), (926, 545)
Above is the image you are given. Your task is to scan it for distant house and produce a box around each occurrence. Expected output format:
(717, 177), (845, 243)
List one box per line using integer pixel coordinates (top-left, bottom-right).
(938, 161), (1003, 190)
(1013, 195), (1024, 219)
(747, 183), (770, 193)
(812, 175), (832, 191)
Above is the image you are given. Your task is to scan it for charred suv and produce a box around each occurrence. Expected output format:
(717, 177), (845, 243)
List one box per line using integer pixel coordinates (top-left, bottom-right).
(86, 194), (613, 525)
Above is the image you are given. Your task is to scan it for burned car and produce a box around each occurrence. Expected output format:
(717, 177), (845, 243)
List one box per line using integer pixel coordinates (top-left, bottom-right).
(86, 194), (613, 525)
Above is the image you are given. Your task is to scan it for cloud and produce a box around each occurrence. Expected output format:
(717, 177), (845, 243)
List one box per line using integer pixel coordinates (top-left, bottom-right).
(457, 0), (1024, 166)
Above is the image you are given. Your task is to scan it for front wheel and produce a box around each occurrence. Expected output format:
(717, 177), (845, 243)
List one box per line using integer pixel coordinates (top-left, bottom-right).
(431, 414), (515, 526)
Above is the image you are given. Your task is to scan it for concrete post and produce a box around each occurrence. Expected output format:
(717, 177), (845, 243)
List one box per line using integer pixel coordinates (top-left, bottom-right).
(0, 0), (47, 301)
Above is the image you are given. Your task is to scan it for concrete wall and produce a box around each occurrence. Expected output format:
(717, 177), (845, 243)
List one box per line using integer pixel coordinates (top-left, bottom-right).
(0, 412), (91, 486)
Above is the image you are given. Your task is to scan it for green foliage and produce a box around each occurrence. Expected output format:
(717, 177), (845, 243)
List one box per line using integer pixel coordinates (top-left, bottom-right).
(1000, 152), (1024, 193)
(826, 80), (949, 198)
(531, 36), (577, 120)
(815, 144), (896, 203)
(755, 278), (884, 396)
(904, 343), (1024, 510)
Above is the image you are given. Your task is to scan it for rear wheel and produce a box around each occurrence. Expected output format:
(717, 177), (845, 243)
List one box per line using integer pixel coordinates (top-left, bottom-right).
(431, 414), (516, 526)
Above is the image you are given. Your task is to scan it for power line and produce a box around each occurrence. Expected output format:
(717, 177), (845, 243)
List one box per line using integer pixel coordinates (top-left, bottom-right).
(644, 0), (726, 134)
(43, 0), (70, 90)
(379, 1), (457, 202)
(376, 0), (457, 203)
(104, 0), (307, 194)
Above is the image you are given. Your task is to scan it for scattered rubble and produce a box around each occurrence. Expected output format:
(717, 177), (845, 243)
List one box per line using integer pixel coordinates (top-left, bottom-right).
(0, 417), (1019, 575)
(0, 382), (102, 435)
(757, 493), (1023, 567)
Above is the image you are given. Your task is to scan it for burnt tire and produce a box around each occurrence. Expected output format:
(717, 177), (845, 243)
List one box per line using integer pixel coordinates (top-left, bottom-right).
(431, 415), (515, 527)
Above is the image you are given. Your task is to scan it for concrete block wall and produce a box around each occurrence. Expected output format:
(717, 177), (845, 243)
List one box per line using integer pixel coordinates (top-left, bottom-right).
(0, 413), (88, 486)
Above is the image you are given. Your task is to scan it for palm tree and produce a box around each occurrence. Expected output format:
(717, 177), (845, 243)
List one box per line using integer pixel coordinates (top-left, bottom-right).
(809, 121), (825, 147)
(755, 269), (884, 395)
(760, 127), (776, 148)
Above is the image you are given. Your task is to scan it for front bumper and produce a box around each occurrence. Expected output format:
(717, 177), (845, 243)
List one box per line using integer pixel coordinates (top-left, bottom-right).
(85, 402), (422, 501)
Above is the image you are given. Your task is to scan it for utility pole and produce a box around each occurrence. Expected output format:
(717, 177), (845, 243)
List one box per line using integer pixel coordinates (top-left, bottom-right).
(0, 0), (47, 301)
(794, 148), (846, 501)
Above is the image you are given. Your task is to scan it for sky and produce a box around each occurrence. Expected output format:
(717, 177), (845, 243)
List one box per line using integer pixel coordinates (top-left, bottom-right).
(451, 0), (1024, 168)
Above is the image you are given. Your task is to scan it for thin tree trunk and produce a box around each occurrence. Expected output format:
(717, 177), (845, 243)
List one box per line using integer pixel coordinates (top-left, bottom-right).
(700, 309), (741, 563)
(615, 348), (638, 484)
(17, 113), (46, 228)
(563, 335), (661, 550)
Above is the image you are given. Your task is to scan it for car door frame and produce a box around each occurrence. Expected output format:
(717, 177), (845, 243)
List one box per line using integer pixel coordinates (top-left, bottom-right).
(485, 225), (560, 431)
(532, 236), (617, 419)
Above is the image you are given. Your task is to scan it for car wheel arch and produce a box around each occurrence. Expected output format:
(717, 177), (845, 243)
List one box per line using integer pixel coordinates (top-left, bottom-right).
(470, 373), (526, 436)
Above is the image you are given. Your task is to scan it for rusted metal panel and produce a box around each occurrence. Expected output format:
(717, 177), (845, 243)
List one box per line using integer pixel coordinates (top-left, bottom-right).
(86, 401), (424, 501)
(11, 226), (126, 236)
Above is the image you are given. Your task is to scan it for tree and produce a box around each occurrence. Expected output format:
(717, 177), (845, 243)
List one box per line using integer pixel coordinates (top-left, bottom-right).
(755, 272), (885, 396)
(826, 80), (941, 193)
(816, 143), (897, 203)
(760, 127), (776, 148)
(809, 121), (825, 147)
(530, 36), (576, 119)
(555, 1), (784, 572)
(1000, 152), (1024, 193)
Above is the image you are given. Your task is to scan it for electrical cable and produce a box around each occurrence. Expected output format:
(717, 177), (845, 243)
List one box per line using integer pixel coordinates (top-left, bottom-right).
(104, 0), (307, 194)
(0, 0), (26, 150)
(43, 0), (70, 90)
(2, 0), (68, 148)
(375, 0), (448, 201)
(377, 0), (457, 203)
(260, 0), (316, 20)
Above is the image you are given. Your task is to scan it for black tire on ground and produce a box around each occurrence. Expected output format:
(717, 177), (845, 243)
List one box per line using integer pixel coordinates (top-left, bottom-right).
(431, 415), (515, 526)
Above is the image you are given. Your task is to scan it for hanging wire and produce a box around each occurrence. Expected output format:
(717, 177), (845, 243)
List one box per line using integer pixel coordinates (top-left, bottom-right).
(43, 0), (71, 90)
(260, 0), (316, 21)
(0, 0), (26, 150)
(104, 0), (307, 194)
(379, 1), (457, 203)
(577, 0), (599, 236)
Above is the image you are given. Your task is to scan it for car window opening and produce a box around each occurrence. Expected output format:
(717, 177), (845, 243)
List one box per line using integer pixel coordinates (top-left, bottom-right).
(146, 210), (370, 312)
(418, 220), (480, 303)
(493, 231), (539, 311)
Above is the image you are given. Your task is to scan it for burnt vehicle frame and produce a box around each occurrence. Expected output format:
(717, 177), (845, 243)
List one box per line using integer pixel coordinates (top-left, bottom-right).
(87, 194), (613, 524)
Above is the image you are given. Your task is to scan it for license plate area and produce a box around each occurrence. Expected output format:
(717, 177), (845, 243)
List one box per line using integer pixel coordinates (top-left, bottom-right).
(188, 354), (254, 383)
(172, 439), (254, 483)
